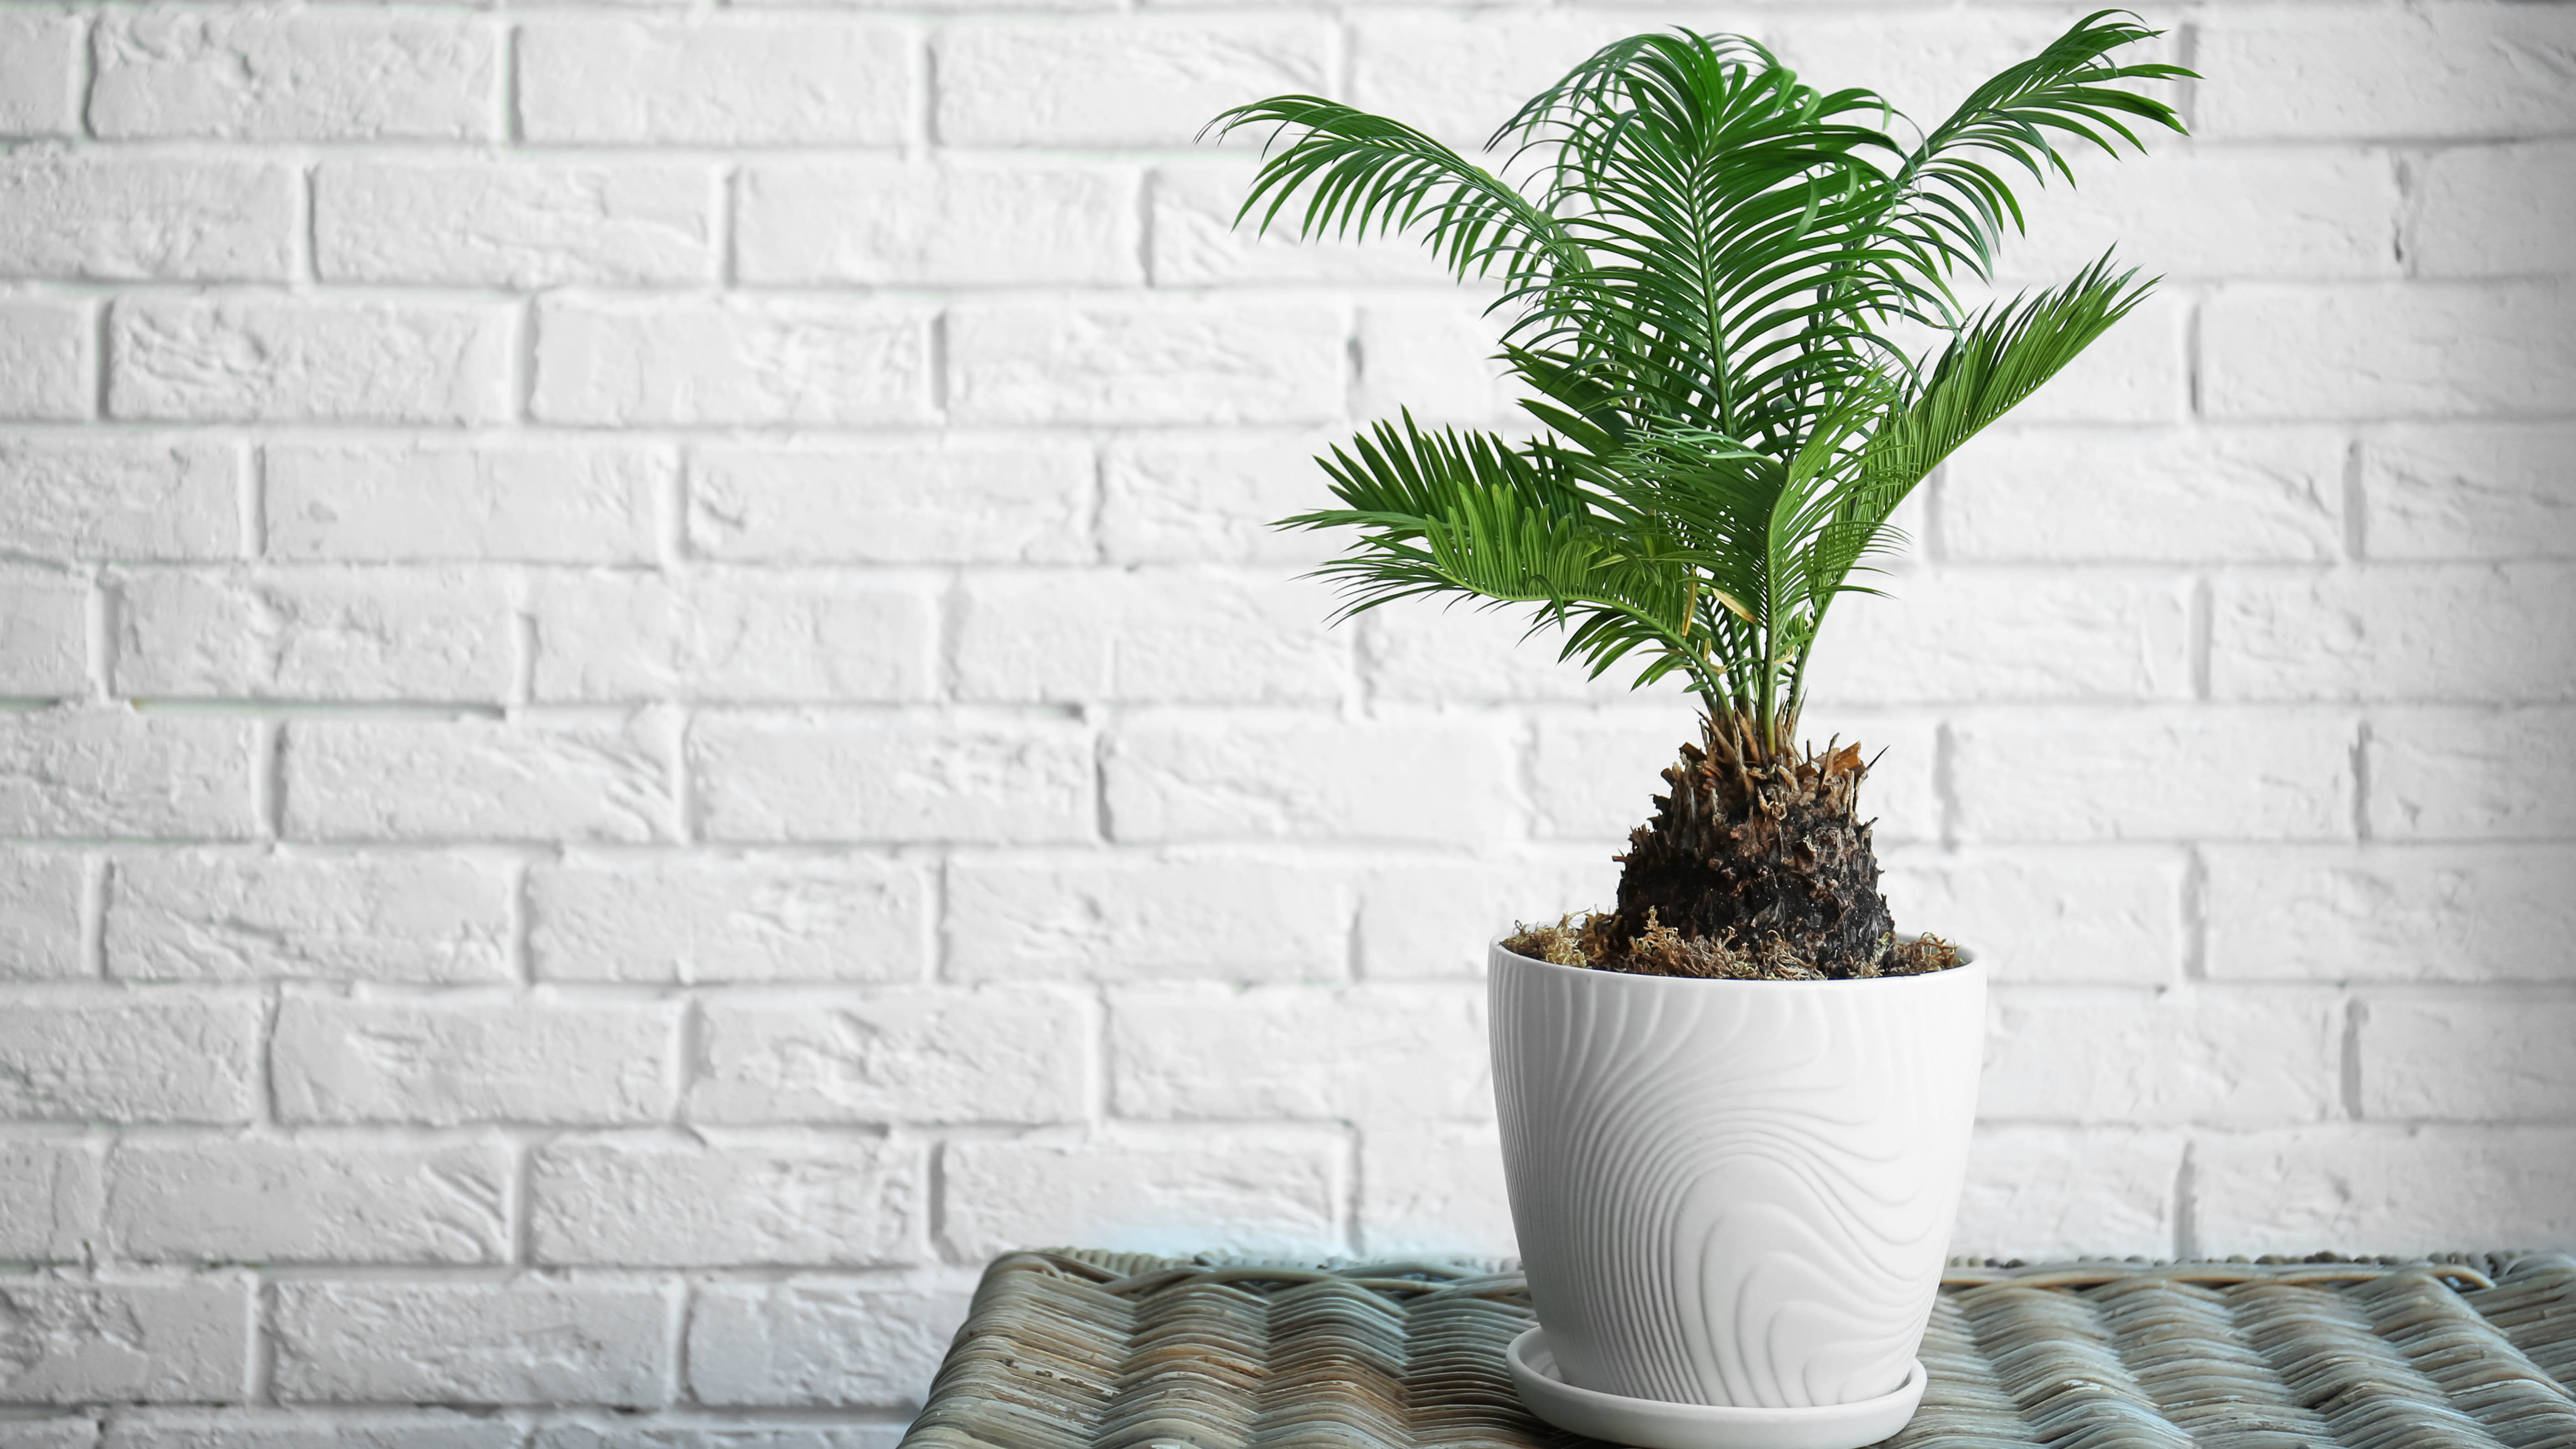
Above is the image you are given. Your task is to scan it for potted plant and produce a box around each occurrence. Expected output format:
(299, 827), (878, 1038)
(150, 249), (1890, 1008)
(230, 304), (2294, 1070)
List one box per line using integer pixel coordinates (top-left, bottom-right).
(1207, 10), (2187, 1448)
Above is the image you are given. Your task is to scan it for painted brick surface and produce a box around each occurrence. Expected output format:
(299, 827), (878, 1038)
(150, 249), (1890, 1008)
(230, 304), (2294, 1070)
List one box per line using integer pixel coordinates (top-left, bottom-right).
(105, 1139), (511, 1264)
(0, 1279), (247, 1403)
(110, 298), (515, 425)
(687, 989), (1091, 1125)
(271, 996), (680, 1125)
(940, 1129), (1345, 1264)
(685, 1281), (970, 1409)
(4, 0), (2572, 1432)
(107, 853), (514, 984)
(0, 158), (295, 281)
(114, 570), (515, 703)
(531, 1134), (922, 1268)
(0, 438), (240, 563)
(0, 851), (84, 981)
(270, 1281), (668, 1406)
(530, 858), (930, 984)
(266, 442), (665, 565)
(687, 440), (1093, 565)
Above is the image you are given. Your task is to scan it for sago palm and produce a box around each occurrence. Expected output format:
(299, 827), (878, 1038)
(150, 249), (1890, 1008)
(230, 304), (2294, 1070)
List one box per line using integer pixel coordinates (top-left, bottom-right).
(1211, 10), (2189, 977)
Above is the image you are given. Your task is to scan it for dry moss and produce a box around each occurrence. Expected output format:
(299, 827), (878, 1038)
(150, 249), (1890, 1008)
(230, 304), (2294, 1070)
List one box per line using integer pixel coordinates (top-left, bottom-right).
(1504, 910), (1963, 980)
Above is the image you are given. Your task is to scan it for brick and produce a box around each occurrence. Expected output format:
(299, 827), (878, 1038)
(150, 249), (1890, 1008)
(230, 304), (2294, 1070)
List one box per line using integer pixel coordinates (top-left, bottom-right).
(2364, 424), (2576, 562)
(690, 713), (1091, 845)
(687, 989), (1088, 1125)
(1952, 711), (2354, 842)
(2206, 844), (2576, 983)
(956, 569), (1345, 705)
(532, 1133), (920, 1267)
(2204, 283), (2576, 422)
(1879, 847), (2183, 985)
(267, 442), (662, 566)
(1354, 298), (1527, 429)
(1355, 855), (1615, 981)
(937, 19), (1327, 147)
(273, 996), (679, 1126)
(1361, 601), (1698, 706)
(2214, 564), (2576, 704)
(942, 1129), (1344, 1265)
(1993, 150), (2398, 283)
(1982, 985), (2341, 1126)
(1950, 1126), (2181, 1262)
(945, 852), (1350, 981)
(1765, 13), (2157, 143)
(689, 440), (1092, 565)
(0, 157), (294, 280)
(530, 858), (929, 985)
(1807, 572), (2192, 705)
(92, 10), (497, 140)
(1532, 711), (1940, 846)
(2371, 707), (2576, 841)
(0, 299), (93, 420)
(0, 712), (255, 840)
(2194, 1126), (2576, 1254)
(686, 1281), (968, 1409)
(530, 574), (935, 704)
(107, 852), (513, 985)
(1106, 715), (1514, 845)
(104, 1412), (515, 1449)
(738, 161), (1135, 285)
(948, 301), (1343, 425)
(0, 1418), (91, 1449)
(519, 20), (909, 145)
(0, 851), (83, 980)
(0, 1141), (99, 1260)
(114, 570), (514, 703)
(1989, 294), (2185, 424)
(1100, 432), (1343, 567)
(2361, 995), (2576, 1122)
(271, 1281), (666, 1407)
(1111, 984), (1488, 1123)
(2197, 7), (2576, 141)
(283, 713), (681, 844)
(1359, 1119), (1512, 1259)
(1347, 14), (1636, 149)
(110, 298), (513, 425)
(0, 1280), (246, 1403)
(2409, 140), (2576, 279)
(0, 568), (88, 697)
(0, 437), (239, 563)
(533, 297), (931, 428)
(317, 160), (715, 287)
(106, 1139), (510, 1264)
(0, 14), (79, 137)
(1149, 162), (1456, 289)
(1943, 427), (2346, 563)
(0, 995), (262, 1122)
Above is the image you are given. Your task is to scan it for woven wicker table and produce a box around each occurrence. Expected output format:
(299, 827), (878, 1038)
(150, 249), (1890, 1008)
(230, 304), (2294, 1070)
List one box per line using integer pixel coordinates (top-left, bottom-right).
(901, 1249), (2576, 1449)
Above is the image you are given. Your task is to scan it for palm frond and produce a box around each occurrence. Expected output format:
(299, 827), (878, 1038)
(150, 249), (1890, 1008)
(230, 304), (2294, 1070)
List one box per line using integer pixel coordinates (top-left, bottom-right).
(1219, 10), (2190, 758)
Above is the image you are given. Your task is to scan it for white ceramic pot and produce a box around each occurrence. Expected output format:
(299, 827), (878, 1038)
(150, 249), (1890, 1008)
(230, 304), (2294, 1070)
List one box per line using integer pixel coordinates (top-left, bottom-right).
(1489, 939), (1986, 1420)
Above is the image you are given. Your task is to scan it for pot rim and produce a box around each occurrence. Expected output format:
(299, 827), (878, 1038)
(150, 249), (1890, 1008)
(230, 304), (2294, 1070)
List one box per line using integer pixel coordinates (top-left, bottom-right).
(1489, 932), (1983, 984)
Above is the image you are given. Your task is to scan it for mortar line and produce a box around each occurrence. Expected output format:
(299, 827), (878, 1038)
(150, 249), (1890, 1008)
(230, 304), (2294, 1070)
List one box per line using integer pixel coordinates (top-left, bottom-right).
(2341, 997), (2368, 1122)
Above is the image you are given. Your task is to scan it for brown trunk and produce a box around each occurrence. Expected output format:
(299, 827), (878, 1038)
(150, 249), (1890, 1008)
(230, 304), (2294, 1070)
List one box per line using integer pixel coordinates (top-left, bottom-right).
(1603, 715), (1895, 979)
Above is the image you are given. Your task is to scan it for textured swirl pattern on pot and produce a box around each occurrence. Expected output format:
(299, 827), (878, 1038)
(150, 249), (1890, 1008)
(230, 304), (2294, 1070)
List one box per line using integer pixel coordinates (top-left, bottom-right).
(1489, 944), (1988, 1411)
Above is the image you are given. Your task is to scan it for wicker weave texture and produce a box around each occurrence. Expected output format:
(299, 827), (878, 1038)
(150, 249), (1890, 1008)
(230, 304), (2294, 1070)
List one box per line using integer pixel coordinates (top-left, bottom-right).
(901, 1251), (2576, 1449)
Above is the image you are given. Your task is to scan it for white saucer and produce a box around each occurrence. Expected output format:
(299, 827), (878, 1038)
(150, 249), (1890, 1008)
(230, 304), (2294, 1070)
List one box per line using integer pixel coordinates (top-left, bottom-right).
(1505, 1328), (1928, 1449)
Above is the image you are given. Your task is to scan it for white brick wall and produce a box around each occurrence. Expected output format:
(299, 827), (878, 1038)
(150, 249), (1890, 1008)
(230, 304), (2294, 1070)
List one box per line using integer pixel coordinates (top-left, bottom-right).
(0, 0), (2570, 1437)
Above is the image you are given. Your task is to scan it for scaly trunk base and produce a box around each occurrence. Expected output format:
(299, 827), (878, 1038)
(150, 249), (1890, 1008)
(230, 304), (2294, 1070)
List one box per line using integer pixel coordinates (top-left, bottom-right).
(1601, 717), (1895, 980)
